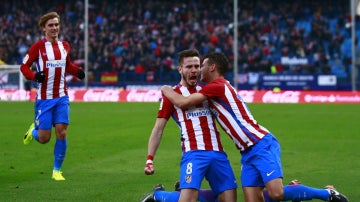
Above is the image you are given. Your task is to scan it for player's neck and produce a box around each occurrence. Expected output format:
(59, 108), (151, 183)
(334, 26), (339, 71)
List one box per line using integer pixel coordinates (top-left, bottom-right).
(180, 81), (196, 89)
(206, 74), (223, 83)
(45, 36), (58, 43)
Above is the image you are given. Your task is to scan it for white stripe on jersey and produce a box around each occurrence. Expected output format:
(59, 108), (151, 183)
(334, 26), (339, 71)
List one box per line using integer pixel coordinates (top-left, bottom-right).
(211, 84), (266, 150)
(58, 42), (66, 97)
(177, 86), (222, 152)
(225, 85), (264, 139)
(45, 41), (55, 99)
(43, 41), (67, 99)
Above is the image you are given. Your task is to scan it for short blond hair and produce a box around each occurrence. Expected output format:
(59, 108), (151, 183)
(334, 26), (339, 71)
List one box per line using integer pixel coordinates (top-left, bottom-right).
(38, 12), (60, 28)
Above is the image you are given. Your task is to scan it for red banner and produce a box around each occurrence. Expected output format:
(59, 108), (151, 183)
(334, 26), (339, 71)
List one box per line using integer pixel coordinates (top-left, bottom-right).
(1, 89), (360, 103)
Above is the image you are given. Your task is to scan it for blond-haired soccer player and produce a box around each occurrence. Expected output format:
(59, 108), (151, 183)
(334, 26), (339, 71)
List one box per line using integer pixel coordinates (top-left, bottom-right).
(21, 11), (85, 181)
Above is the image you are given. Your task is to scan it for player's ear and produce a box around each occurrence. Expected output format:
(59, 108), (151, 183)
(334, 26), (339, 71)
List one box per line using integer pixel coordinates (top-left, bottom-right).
(210, 63), (216, 72)
(177, 65), (182, 73)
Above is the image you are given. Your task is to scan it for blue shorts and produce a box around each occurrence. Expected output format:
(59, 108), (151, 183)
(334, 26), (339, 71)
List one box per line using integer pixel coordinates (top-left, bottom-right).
(179, 150), (237, 196)
(240, 134), (283, 187)
(34, 96), (70, 130)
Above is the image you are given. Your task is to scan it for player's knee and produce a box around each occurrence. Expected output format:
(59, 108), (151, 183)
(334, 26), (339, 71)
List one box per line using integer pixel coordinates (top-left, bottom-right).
(38, 136), (51, 144)
(38, 130), (51, 143)
(267, 189), (284, 200)
(55, 124), (67, 139)
(56, 130), (67, 139)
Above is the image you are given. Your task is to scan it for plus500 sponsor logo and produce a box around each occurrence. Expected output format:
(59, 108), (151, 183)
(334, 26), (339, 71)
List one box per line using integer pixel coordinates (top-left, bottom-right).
(186, 108), (211, 119)
(46, 60), (66, 68)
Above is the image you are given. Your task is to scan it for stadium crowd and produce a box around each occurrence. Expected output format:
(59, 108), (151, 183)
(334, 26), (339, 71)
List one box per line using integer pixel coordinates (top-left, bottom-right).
(0, 0), (358, 84)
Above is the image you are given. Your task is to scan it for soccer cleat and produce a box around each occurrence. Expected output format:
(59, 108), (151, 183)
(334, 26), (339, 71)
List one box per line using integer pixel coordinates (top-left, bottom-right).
(23, 123), (34, 145)
(52, 170), (65, 181)
(139, 184), (165, 202)
(288, 179), (301, 185)
(174, 180), (180, 191)
(325, 185), (349, 202)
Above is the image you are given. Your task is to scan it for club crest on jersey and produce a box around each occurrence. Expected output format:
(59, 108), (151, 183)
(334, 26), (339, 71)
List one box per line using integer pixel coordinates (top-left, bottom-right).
(46, 60), (66, 68)
(185, 175), (192, 183)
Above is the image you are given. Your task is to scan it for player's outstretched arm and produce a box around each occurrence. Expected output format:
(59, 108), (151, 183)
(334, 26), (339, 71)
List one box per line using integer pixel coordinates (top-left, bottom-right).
(144, 118), (167, 175)
(161, 85), (207, 109)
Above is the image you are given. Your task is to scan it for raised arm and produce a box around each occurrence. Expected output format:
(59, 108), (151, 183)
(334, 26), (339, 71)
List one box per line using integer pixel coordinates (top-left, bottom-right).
(161, 85), (207, 109)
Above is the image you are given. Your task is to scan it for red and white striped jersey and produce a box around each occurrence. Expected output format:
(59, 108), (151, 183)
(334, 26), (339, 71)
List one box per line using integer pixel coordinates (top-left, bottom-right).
(158, 84), (224, 153)
(200, 78), (270, 151)
(20, 38), (81, 100)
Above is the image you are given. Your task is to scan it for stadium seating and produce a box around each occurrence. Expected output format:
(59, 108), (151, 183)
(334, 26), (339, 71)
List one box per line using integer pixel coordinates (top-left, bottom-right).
(0, 0), (357, 86)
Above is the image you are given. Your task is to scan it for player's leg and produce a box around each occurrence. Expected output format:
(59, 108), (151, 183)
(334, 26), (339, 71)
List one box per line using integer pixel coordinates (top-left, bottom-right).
(23, 100), (52, 144)
(52, 123), (67, 181)
(242, 134), (284, 201)
(139, 184), (177, 202)
(178, 189), (198, 202)
(263, 180), (302, 202)
(241, 162), (266, 202)
(52, 96), (70, 181)
(262, 135), (348, 202)
(140, 185), (215, 202)
(153, 190), (180, 202)
(243, 186), (265, 202)
(206, 151), (237, 202)
(158, 189), (216, 202)
(35, 100), (53, 143)
(198, 189), (217, 202)
(174, 181), (216, 202)
(178, 151), (208, 202)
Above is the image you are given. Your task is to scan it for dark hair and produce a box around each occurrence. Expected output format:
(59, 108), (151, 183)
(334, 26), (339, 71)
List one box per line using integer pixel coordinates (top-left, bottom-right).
(38, 12), (60, 28)
(177, 49), (200, 65)
(203, 52), (228, 76)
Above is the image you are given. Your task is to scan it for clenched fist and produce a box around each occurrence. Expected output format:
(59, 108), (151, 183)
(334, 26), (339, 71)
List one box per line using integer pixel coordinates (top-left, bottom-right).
(144, 162), (154, 175)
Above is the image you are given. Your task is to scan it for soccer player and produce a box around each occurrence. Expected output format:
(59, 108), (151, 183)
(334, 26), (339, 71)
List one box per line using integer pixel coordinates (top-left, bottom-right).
(161, 52), (349, 202)
(143, 50), (237, 202)
(21, 12), (85, 181)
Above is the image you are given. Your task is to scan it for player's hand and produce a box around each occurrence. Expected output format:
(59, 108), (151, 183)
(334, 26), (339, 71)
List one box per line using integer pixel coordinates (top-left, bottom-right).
(34, 71), (44, 83)
(144, 162), (154, 175)
(77, 69), (85, 80)
(144, 155), (154, 175)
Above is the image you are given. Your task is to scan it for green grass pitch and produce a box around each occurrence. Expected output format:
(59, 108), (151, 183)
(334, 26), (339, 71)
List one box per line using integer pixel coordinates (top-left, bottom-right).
(0, 101), (358, 201)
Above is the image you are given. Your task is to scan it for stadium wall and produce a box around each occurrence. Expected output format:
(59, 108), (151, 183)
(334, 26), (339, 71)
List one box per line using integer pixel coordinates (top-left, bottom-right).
(1, 89), (360, 103)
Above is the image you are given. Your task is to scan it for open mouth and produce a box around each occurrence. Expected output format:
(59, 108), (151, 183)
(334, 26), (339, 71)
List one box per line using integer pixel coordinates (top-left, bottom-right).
(189, 75), (198, 82)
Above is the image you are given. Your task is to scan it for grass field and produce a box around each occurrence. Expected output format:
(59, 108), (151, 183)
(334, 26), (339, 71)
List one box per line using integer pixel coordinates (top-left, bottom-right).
(0, 101), (358, 201)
